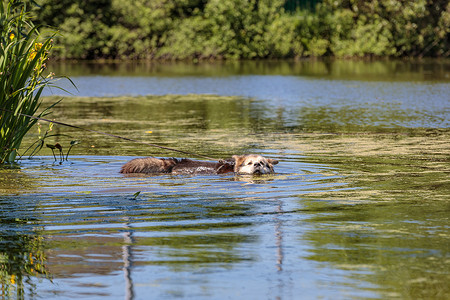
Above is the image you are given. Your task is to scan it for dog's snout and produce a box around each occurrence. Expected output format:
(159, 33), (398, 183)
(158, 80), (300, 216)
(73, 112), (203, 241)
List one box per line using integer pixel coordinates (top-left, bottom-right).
(254, 162), (262, 167)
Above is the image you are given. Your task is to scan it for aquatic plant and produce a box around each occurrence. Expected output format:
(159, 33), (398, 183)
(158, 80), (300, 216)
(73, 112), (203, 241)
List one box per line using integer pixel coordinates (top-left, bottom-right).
(65, 139), (80, 161)
(0, 0), (64, 163)
(16, 119), (81, 162)
(47, 141), (80, 163)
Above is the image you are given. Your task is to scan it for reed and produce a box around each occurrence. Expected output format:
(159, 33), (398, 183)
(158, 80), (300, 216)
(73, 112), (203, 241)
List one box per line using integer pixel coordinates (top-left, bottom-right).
(0, 0), (62, 163)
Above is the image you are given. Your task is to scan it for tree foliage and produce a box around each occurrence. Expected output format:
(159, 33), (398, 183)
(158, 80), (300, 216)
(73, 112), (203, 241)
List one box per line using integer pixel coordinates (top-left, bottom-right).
(34, 0), (449, 60)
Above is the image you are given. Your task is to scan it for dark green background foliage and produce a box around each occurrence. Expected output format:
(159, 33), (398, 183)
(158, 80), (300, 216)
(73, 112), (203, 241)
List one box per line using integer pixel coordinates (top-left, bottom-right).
(34, 0), (449, 60)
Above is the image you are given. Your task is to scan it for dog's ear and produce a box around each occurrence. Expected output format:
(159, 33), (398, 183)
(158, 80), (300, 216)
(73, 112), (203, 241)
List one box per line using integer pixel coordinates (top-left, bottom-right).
(232, 155), (246, 168)
(268, 158), (279, 165)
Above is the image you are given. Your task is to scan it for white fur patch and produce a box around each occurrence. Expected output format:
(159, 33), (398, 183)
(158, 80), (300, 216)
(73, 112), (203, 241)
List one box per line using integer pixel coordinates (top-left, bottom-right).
(233, 154), (277, 174)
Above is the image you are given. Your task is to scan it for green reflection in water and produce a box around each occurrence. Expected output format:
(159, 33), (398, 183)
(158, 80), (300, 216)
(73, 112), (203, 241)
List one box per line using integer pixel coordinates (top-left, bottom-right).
(22, 94), (448, 159)
(301, 199), (449, 299)
(0, 167), (36, 194)
(288, 131), (450, 202)
(0, 91), (448, 299)
(30, 95), (260, 158)
(0, 205), (50, 299)
(294, 130), (449, 299)
(39, 193), (256, 280)
(48, 59), (450, 81)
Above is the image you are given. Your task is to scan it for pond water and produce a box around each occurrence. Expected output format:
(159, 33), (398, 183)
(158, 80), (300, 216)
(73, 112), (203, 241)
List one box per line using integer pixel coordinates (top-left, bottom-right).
(1, 60), (449, 299)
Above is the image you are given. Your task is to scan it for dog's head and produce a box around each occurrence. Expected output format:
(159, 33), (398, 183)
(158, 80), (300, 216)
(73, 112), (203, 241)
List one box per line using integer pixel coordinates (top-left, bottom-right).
(232, 154), (278, 175)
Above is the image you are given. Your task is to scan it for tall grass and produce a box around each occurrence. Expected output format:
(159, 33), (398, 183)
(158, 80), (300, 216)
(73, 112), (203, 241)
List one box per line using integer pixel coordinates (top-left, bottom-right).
(0, 0), (60, 163)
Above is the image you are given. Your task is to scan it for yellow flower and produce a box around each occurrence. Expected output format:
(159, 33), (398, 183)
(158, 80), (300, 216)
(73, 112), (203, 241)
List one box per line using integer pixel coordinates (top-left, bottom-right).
(10, 274), (16, 285)
(9, 33), (15, 40)
(29, 51), (37, 60)
(34, 43), (43, 51)
(29, 43), (43, 61)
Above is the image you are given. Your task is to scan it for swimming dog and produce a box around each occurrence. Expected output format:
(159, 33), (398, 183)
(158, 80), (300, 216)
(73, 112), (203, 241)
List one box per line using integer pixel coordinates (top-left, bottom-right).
(120, 154), (278, 175)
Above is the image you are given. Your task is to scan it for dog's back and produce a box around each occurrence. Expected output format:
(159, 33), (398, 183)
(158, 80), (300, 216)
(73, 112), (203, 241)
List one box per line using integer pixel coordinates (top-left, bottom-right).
(120, 157), (234, 175)
(120, 157), (177, 174)
(171, 159), (234, 175)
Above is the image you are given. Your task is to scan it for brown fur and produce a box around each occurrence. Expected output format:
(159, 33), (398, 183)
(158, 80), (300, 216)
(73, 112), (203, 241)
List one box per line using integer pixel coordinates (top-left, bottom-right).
(121, 155), (278, 175)
(120, 157), (234, 175)
(120, 157), (177, 174)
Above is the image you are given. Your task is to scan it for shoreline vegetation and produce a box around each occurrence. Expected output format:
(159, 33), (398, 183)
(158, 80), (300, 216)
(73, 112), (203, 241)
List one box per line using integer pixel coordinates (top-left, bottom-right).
(0, 0), (59, 163)
(35, 0), (449, 61)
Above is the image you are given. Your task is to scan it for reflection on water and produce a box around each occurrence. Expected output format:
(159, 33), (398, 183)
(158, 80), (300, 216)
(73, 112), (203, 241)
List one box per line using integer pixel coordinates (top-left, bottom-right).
(0, 197), (49, 299)
(302, 199), (449, 299)
(1, 61), (449, 299)
(44, 60), (449, 131)
(29, 94), (449, 160)
(45, 76), (449, 130)
(1, 149), (448, 299)
(48, 59), (449, 81)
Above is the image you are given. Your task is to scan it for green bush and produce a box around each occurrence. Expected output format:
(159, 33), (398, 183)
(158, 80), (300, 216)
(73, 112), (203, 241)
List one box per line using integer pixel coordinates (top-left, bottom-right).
(33, 0), (449, 60)
(159, 0), (288, 59)
(321, 0), (449, 57)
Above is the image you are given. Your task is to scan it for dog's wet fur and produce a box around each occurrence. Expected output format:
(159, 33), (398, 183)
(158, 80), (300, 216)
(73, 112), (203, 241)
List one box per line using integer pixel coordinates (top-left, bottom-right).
(120, 154), (278, 175)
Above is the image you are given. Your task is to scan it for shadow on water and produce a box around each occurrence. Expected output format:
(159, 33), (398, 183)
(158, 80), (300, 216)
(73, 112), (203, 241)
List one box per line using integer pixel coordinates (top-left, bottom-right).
(1, 60), (449, 299)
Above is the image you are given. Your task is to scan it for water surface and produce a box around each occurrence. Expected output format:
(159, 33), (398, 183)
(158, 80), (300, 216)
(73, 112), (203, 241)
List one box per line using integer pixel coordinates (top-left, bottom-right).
(1, 60), (449, 299)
